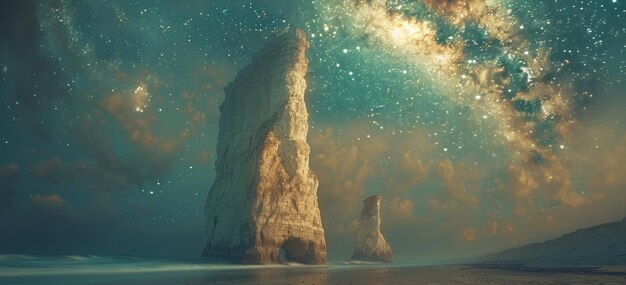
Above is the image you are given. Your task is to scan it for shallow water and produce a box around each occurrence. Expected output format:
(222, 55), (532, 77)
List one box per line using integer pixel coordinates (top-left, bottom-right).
(0, 254), (403, 285)
(2, 255), (625, 285)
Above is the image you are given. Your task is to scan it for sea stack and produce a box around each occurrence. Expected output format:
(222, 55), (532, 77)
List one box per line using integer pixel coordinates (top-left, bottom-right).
(351, 195), (393, 262)
(202, 29), (327, 264)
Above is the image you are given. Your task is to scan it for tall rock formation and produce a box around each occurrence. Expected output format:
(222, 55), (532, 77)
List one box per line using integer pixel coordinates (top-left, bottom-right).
(203, 29), (327, 264)
(351, 195), (393, 262)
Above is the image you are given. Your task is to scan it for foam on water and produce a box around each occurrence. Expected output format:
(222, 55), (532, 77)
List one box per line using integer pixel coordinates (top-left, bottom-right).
(0, 254), (309, 277)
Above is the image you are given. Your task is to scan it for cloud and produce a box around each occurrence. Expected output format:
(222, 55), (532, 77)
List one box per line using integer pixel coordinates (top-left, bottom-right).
(0, 190), (205, 257)
(0, 193), (86, 253)
(489, 220), (515, 236)
(74, 119), (156, 187)
(71, 77), (190, 187)
(498, 157), (585, 209)
(385, 152), (481, 214)
(481, 111), (626, 245)
(308, 121), (488, 260)
(32, 157), (134, 192)
(384, 152), (429, 194)
(434, 160), (480, 210)
(70, 63), (234, 188)
(305, 115), (619, 260)
(385, 196), (415, 221)
(33, 157), (62, 177)
(462, 227), (477, 242)
(23, 0), (235, 190)
(575, 124), (626, 191)
(0, 164), (19, 216)
(32, 194), (67, 207)
(310, 126), (385, 238)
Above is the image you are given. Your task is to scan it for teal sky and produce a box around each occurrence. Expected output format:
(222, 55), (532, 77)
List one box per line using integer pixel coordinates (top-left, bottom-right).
(1, 0), (625, 262)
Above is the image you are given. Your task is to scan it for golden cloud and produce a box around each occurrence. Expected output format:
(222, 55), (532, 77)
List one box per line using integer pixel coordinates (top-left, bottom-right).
(32, 194), (65, 206)
(462, 227), (477, 242)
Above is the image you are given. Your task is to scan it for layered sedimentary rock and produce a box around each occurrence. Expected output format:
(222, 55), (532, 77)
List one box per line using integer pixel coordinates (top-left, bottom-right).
(203, 29), (327, 264)
(351, 195), (393, 262)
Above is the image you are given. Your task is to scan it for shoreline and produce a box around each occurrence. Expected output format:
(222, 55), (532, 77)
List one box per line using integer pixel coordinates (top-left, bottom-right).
(2, 260), (626, 285)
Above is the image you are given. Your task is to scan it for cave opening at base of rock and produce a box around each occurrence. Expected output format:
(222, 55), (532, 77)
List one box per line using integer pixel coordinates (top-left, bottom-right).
(279, 238), (308, 263)
(279, 247), (288, 263)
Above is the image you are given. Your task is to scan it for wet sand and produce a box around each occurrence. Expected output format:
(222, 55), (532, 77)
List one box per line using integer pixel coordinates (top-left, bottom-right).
(4, 263), (626, 285)
(189, 264), (626, 285)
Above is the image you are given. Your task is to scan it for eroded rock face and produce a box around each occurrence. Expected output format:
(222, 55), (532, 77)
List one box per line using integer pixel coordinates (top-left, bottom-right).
(351, 195), (393, 262)
(203, 29), (327, 264)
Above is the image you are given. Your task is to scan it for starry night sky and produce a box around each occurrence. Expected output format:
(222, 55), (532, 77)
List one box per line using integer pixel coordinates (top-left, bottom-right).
(1, 0), (625, 262)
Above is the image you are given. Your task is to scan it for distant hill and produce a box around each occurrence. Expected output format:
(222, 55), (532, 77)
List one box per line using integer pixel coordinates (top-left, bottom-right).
(481, 217), (626, 266)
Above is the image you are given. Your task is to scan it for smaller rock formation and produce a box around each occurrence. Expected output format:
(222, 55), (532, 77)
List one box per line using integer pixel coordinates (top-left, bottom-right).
(351, 195), (393, 262)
